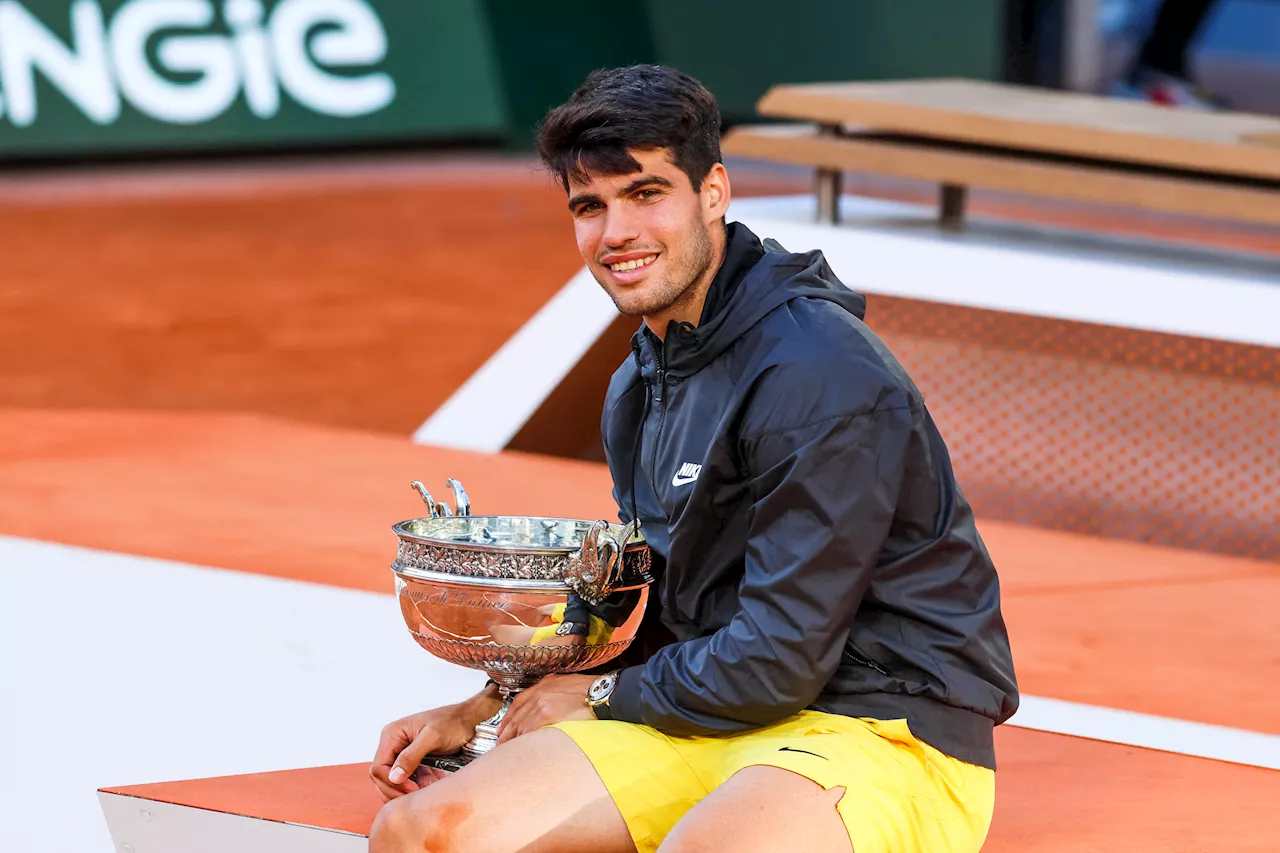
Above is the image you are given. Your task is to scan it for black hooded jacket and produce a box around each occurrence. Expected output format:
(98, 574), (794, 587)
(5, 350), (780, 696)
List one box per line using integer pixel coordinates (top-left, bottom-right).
(598, 222), (1018, 770)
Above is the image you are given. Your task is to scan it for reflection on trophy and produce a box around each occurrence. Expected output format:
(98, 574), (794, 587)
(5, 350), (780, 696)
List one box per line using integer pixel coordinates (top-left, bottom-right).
(390, 478), (652, 778)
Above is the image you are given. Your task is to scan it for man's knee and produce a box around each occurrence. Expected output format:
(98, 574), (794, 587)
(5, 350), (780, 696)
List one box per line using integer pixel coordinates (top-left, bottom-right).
(368, 795), (426, 853)
(368, 796), (411, 853)
(369, 789), (478, 853)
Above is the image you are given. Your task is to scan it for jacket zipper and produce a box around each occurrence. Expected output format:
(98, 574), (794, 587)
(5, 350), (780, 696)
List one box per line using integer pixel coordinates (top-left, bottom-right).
(647, 334), (668, 503)
(844, 643), (890, 676)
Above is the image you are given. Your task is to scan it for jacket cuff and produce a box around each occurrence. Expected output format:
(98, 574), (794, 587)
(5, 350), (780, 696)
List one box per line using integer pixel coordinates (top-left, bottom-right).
(607, 664), (645, 724)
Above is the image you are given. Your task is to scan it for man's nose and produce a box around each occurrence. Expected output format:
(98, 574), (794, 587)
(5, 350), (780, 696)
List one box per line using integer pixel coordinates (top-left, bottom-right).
(601, 205), (640, 248)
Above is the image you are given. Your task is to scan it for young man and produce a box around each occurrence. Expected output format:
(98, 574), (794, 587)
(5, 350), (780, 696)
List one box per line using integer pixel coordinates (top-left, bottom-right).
(369, 65), (1018, 853)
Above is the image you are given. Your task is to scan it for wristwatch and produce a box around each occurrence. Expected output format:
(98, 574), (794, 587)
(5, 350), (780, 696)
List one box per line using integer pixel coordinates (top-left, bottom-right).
(555, 620), (590, 637)
(586, 670), (620, 720)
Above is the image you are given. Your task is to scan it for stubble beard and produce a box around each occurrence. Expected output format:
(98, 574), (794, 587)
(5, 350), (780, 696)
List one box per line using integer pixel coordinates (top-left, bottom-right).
(600, 220), (715, 319)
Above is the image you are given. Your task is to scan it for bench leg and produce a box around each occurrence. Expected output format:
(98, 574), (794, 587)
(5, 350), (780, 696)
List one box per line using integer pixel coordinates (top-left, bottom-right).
(814, 123), (844, 225)
(816, 168), (842, 225)
(940, 184), (967, 230)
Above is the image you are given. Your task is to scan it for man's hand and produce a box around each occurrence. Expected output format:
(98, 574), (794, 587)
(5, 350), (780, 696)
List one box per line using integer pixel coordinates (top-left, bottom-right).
(369, 689), (502, 802)
(496, 674), (597, 744)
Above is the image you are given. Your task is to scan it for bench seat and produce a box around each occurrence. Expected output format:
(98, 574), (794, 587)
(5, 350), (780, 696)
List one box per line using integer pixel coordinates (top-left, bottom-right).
(722, 122), (1280, 228)
(99, 727), (1280, 852)
(723, 79), (1280, 229)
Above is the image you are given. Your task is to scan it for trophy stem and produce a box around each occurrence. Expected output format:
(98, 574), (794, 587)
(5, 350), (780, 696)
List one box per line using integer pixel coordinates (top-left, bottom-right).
(460, 686), (518, 759)
(416, 678), (537, 779)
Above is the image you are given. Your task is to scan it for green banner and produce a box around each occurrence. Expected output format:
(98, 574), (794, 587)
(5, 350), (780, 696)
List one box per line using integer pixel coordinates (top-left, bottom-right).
(0, 0), (1006, 159)
(0, 0), (509, 157)
(644, 0), (1004, 122)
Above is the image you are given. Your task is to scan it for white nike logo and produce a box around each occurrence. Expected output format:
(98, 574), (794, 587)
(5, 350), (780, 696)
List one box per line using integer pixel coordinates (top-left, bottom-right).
(672, 462), (702, 487)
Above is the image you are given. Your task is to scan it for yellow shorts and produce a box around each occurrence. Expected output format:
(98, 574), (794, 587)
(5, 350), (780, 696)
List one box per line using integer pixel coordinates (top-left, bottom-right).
(553, 710), (994, 853)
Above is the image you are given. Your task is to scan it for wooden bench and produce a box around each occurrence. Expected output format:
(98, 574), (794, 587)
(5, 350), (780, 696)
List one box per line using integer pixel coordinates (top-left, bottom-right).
(721, 79), (1280, 229)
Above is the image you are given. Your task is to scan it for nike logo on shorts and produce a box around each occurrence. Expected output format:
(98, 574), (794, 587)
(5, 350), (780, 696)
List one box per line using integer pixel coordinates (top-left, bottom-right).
(777, 746), (828, 760)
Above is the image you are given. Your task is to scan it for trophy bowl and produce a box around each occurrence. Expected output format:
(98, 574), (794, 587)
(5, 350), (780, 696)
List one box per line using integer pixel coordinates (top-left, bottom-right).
(391, 480), (652, 777)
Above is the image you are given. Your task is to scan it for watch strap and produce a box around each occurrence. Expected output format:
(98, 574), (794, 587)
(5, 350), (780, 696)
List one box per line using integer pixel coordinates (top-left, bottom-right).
(556, 620), (590, 637)
(591, 696), (614, 720)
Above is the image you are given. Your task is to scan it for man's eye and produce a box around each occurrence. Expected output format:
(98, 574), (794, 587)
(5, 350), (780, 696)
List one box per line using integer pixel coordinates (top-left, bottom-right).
(636, 189), (659, 200)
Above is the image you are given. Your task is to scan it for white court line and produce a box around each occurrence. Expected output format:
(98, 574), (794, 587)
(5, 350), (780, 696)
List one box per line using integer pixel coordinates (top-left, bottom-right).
(1009, 695), (1280, 770)
(411, 266), (620, 451)
(411, 194), (1280, 453)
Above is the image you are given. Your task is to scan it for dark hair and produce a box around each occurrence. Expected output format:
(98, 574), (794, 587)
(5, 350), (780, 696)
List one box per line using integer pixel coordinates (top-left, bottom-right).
(536, 64), (722, 193)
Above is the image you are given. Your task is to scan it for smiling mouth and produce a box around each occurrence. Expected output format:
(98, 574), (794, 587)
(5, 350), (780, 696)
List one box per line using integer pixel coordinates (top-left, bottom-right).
(607, 255), (658, 273)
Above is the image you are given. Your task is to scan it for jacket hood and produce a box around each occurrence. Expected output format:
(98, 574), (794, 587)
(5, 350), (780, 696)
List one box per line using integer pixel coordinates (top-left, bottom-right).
(638, 222), (868, 377)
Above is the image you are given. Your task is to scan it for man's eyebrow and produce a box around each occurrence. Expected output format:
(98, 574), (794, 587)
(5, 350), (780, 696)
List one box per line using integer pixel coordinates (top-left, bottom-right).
(567, 175), (675, 210)
(567, 191), (600, 211)
(620, 175), (675, 194)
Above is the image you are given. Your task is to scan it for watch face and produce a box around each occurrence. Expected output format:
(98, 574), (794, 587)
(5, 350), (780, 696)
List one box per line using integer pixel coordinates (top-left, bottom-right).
(588, 672), (618, 702)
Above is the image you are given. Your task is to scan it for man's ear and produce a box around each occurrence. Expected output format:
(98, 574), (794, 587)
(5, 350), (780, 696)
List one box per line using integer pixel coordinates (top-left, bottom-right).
(701, 163), (731, 223)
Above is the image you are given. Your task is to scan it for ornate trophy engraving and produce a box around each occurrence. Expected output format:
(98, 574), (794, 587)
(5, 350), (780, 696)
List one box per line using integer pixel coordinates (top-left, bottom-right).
(391, 479), (652, 778)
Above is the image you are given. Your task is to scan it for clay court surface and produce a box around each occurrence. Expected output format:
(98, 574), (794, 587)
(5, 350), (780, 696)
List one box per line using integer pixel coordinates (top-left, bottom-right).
(4, 155), (1279, 438)
(1, 153), (1278, 849)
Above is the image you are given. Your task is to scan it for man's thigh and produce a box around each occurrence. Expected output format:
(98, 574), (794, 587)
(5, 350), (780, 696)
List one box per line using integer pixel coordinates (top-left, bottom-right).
(659, 713), (994, 853)
(369, 727), (636, 853)
(658, 766), (852, 853)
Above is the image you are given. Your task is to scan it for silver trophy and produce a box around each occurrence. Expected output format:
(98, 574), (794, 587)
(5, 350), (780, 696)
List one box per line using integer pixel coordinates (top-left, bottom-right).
(391, 479), (652, 778)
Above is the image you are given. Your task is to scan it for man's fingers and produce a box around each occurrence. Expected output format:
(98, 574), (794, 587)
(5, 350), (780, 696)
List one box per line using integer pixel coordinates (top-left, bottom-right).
(371, 725), (410, 776)
(369, 722), (411, 789)
(370, 761), (419, 795)
(496, 704), (520, 743)
(506, 686), (534, 717)
(497, 691), (537, 744)
(391, 725), (445, 784)
(370, 759), (420, 801)
(372, 775), (405, 802)
(496, 714), (519, 744)
(415, 766), (450, 788)
(495, 692), (524, 743)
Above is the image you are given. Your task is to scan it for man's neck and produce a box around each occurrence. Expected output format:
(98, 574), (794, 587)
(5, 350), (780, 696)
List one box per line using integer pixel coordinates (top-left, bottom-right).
(643, 225), (728, 341)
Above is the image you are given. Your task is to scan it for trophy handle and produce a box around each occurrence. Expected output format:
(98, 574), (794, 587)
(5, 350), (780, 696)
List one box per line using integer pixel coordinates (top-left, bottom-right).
(409, 478), (472, 519)
(410, 481), (440, 518)
(598, 535), (620, 588)
(446, 478), (471, 517)
(566, 519), (640, 604)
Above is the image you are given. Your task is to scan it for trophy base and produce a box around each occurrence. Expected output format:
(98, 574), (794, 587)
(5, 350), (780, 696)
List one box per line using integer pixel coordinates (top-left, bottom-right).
(414, 751), (471, 779)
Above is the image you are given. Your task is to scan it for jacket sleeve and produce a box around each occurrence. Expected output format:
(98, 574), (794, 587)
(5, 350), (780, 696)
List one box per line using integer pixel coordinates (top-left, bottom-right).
(607, 402), (914, 734)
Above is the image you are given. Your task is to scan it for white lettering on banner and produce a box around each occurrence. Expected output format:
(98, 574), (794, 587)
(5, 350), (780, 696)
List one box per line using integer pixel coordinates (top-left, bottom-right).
(0, 0), (119, 126)
(270, 0), (394, 118)
(111, 0), (239, 124)
(225, 0), (278, 118)
(0, 0), (395, 128)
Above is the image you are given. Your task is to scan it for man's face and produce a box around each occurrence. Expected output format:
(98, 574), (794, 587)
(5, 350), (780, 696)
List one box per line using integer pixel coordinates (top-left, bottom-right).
(567, 148), (724, 318)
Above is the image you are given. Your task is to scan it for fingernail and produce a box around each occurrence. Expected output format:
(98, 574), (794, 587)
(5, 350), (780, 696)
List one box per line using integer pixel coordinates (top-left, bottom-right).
(389, 767), (405, 784)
